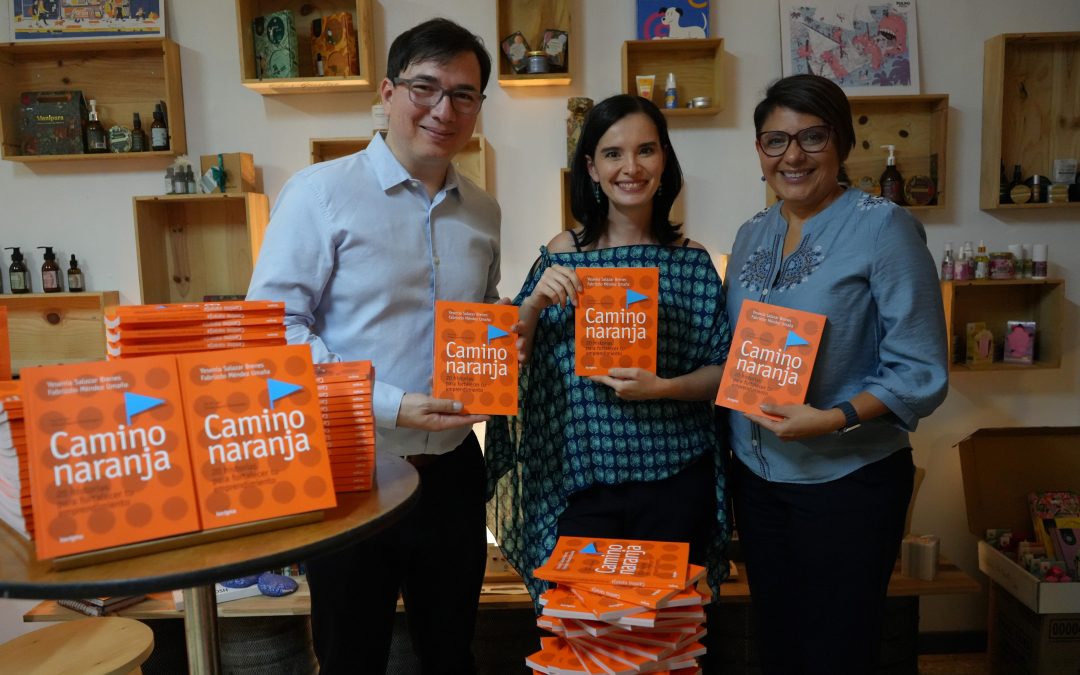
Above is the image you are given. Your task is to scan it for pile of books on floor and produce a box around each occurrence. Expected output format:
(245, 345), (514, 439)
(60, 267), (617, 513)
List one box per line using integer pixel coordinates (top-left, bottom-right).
(0, 381), (31, 540)
(58, 594), (147, 616)
(527, 537), (708, 674)
(314, 361), (375, 492)
(104, 300), (286, 358)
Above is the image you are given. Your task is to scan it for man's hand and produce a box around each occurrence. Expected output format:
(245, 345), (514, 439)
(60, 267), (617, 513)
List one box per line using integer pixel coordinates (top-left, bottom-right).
(396, 393), (489, 431)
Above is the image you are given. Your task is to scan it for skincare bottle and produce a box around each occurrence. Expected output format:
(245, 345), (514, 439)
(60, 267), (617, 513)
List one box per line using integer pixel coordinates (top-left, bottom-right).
(998, 160), (1012, 204)
(316, 53), (325, 76)
(186, 166), (197, 194)
(172, 165), (187, 194)
(973, 241), (990, 280)
(1009, 165), (1031, 204)
(941, 242), (955, 281)
(960, 241), (976, 280)
(85, 99), (108, 153)
(5, 247), (29, 294)
(130, 112), (147, 152)
(1031, 244), (1048, 279)
(39, 246), (61, 292)
(879, 145), (905, 205)
(150, 103), (169, 151)
(664, 72), (678, 110)
(1025, 174), (1049, 204)
(164, 166), (175, 194)
(67, 254), (84, 292)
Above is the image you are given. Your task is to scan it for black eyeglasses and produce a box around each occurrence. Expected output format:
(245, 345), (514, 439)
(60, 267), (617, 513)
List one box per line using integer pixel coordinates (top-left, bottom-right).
(393, 77), (486, 115)
(756, 125), (833, 157)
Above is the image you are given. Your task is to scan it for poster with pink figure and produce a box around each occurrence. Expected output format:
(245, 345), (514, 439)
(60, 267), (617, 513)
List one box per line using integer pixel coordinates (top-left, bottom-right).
(779, 1), (920, 95)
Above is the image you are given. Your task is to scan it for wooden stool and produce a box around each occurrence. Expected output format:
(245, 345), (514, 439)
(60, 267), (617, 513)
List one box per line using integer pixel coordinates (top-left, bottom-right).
(0, 616), (154, 675)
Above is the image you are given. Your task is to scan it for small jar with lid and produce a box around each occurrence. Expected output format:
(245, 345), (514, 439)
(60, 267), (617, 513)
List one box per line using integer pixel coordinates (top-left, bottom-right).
(526, 51), (550, 74)
(989, 252), (1015, 280)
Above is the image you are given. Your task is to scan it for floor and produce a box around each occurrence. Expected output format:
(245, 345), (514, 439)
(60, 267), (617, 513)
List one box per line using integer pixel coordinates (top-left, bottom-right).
(918, 653), (989, 674)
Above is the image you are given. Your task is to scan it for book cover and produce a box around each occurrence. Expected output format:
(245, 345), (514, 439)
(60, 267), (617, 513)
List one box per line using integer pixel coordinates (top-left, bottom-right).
(574, 268), (659, 376)
(534, 536), (690, 590)
(637, 1), (710, 40)
(1003, 320), (1036, 365)
(715, 300), (825, 419)
(571, 564), (706, 610)
(57, 595), (147, 616)
(541, 586), (649, 623)
(172, 583), (263, 611)
(104, 301), (284, 329)
(176, 345), (336, 530)
(965, 321), (994, 366)
(1049, 527), (1080, 577)
(433, 300), (518, 415)
(20, 356), (201, 560)
(1027, 491), (1080, 556)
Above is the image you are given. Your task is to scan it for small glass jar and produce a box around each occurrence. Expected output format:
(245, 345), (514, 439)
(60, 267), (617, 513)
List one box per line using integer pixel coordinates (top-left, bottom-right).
(526, 51), (549, 74)
(989, 252), (1015, 280)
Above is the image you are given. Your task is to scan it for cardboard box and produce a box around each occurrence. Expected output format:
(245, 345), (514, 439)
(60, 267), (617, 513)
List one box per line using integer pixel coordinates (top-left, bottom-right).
(959, 427), (1080, 673)
(252, 10), (300, 78)
(19, 90), (87, 155)
(311, 12), (361, 76)
(200, 152), (256, 193)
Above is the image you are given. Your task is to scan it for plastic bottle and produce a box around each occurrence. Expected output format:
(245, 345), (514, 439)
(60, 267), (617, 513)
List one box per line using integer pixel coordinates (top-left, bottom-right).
(67, 254), (84, 292)
(39, 246), (62, 292)
(5, 247), (29, 293)
(879, 145), (905, 205)
(973, 241), (990, 280)
(663, 72), (678, 110)
(954, 241), (974, 281)
(941, 242), (955, 281)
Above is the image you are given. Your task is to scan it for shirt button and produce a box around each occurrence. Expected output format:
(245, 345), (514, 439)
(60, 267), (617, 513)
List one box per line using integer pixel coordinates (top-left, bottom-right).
(433, 256), (440, 266)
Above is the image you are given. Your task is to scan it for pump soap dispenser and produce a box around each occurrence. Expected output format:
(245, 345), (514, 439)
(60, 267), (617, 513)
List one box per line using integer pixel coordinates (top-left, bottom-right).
(39, 246), (62, 293)
(5, 247), (29, 294)
(879, 145), (905, 205)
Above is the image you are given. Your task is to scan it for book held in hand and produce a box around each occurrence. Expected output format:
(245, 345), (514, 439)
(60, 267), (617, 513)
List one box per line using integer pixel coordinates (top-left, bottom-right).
(715, 300), (825, 419)
(574, 268), (659, 376)
(433, 301), (518, 415)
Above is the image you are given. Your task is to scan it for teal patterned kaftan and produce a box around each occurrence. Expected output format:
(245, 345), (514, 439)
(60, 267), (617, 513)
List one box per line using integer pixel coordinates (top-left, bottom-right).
(484, 244), (733, 605)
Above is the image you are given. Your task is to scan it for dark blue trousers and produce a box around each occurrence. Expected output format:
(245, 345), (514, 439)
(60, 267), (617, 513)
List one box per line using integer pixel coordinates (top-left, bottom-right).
(731, 448), (914, 675)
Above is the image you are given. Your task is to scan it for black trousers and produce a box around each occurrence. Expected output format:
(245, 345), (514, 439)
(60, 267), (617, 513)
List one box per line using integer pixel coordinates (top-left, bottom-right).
(731, 448), (914, 675)
(306, 434), (488, 675)
(556, 454), (717, 565)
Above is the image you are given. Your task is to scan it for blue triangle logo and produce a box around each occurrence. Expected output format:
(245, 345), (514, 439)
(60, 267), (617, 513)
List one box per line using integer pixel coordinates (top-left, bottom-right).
(579, 542), (600, 555)
(487, 325), (509, 343)
(124, 392), (165, 425)
(785, 331), (810, 349)
(626, 289), (648, 308)
(267, 379), (303, 410)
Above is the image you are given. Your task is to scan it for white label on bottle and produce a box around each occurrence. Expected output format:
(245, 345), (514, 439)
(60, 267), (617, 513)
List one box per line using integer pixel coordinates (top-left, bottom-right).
(43, 270), (59, 290)
(69, 272), (83, 289)
(152, 128), (168, 147)
(10, 271), (27, 291)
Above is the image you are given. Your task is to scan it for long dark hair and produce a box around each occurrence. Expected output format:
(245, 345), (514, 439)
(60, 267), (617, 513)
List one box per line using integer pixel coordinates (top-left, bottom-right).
(569, 95), (684, 247)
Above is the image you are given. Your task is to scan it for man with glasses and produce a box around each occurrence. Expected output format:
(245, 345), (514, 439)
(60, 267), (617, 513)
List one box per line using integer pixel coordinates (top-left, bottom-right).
(247, 18), (500, 674)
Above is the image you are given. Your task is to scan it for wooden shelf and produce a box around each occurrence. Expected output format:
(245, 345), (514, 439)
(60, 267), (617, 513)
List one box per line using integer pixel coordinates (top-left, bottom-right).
(941, 278), (1065, 371)
(235, 0), (375, 95)
(309, 134), (490, 192)
(0, 38), (185, 162)
(133, 193), (270, 304)
(765, 94), (949, 211)
(980, 32), (1080, 210)
(0, 292), (119, 375)
(621, 39), (724, 116)
(496, 0), (572, 87)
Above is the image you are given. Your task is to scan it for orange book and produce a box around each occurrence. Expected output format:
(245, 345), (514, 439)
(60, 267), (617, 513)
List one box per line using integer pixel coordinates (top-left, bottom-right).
(573, 565), (706, 610)
(20, 356), (201, 559)
(715, 299), (825, 419)
(0, 306), (9, 380)
(540, 586), (648, 622)
(313, 360), (372, 383)
(432, 300), (518, 415)
(176, 345), (337, 530)
(534, 536), (691, 590)
(574, 268), (659, 376)
(104, 301), (284, 328)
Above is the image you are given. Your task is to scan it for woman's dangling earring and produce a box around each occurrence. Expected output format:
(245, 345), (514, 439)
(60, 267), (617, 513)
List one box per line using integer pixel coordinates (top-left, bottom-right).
(656, 183), (663, 197)
(593, 181), (601, 204)
(760, 176), (766, 182)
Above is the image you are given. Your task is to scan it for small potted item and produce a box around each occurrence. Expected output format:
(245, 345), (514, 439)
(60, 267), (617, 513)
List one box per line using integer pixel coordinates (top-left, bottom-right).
(542, 29), (568, 71)
(500, 32), (530, 74)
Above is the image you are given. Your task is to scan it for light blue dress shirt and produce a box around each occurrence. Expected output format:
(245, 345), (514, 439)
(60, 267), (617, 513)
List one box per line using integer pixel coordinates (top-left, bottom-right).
(724, 188), (948, 483)
(247, 133), (501, 457)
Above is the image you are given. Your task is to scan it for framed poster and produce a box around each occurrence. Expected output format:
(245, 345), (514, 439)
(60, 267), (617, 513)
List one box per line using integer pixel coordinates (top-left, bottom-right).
(779, 1), (919, 95)
(637, 0), (710, 40)
(12, 0), (165, 41)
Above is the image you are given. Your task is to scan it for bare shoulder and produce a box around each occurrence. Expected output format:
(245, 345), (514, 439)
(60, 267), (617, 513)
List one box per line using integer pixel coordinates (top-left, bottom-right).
(547, 229), (579, 253)
(683, 238), (708, 251)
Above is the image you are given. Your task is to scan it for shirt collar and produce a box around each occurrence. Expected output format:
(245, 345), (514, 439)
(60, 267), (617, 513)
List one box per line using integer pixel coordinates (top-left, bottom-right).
(367, 132), (462, 200)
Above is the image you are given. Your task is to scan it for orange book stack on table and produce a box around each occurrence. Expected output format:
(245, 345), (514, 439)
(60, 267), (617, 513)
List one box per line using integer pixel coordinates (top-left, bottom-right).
(0, 381), (32, 541)
(527, 537), (708, 674)
(176, 344), (337, 530)
(19, 356), (203, 560)
(104, 301), (286, 359)
(314, 361), (376, 492)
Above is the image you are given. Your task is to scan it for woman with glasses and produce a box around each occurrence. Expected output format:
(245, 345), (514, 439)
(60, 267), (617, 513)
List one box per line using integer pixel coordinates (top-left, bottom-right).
(486, 94), (733, 610)
(725, 73), (948, 675)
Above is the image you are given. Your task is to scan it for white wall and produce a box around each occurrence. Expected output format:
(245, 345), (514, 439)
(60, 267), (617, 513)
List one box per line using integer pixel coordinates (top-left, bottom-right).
(1, 0), (1078, 640)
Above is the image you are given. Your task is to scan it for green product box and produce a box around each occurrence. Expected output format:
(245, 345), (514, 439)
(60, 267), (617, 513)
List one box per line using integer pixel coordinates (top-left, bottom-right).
(252, 10), (300, 79)
(19, 90), (88, 155)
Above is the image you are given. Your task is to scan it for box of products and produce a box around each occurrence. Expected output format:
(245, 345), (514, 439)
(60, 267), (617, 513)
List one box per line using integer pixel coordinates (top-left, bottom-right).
(311, 12), (360, 76)
(199, 153), (256, 193)
(252, 10), (300, 79)
(958, 427), (1080, 673)
(19, 90), (88, 155)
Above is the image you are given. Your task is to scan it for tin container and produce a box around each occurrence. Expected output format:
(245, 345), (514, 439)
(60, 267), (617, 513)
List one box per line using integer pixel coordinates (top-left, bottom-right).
(689, 96), (712, 108)
(526, 51), (550, 74)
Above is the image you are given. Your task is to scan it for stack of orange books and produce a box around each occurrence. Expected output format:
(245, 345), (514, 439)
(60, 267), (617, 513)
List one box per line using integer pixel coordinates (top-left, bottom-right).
(0, 381), (31, 540)
(104, 301), (286, 359)
(527, 537), (708, 674)
(314, 361), (375, 492)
